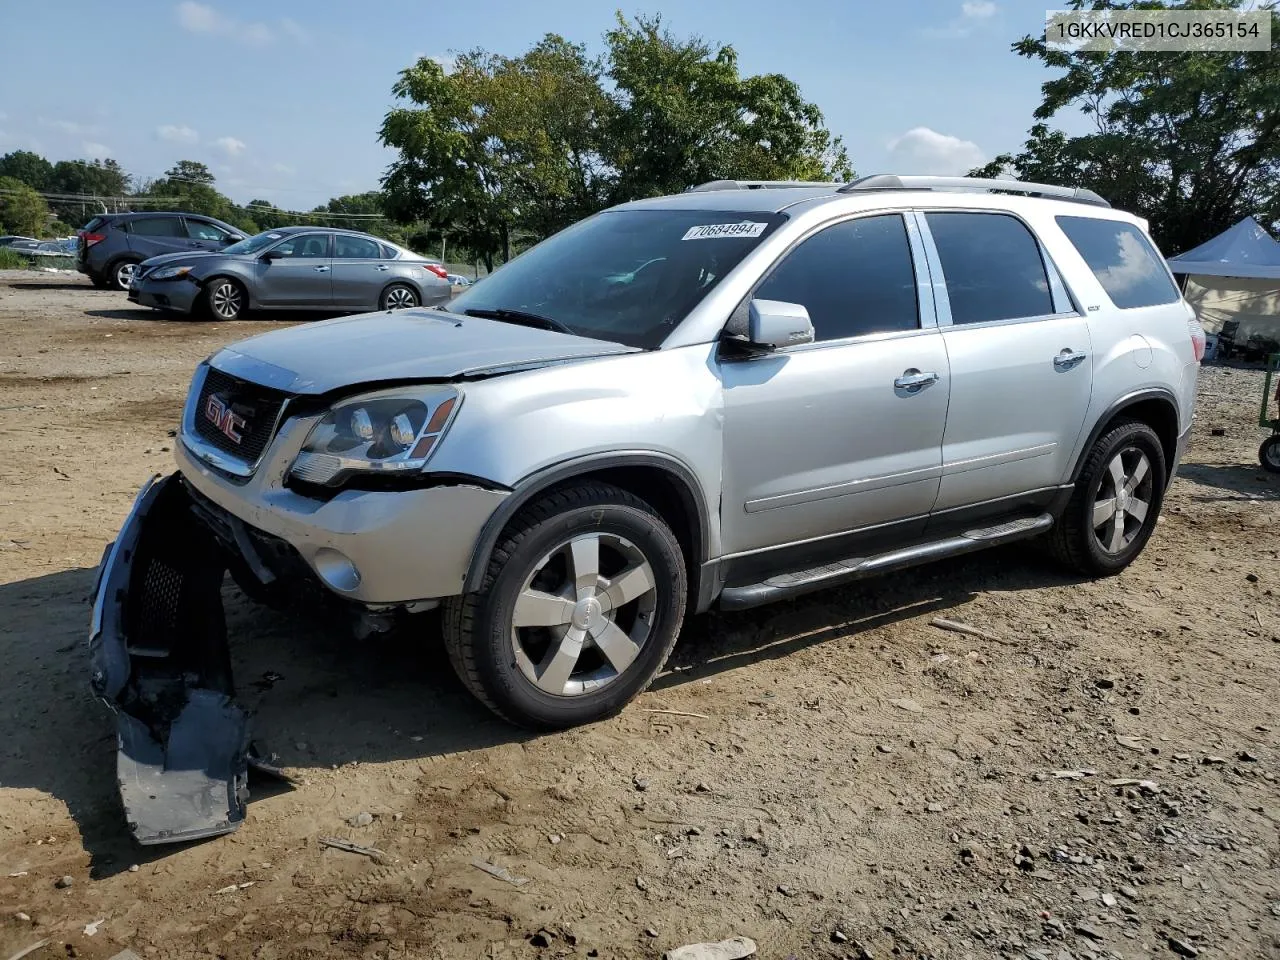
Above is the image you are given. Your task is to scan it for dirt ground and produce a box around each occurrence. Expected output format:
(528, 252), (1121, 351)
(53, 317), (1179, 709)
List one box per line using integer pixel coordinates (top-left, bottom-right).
(0, 269), (1276, 960)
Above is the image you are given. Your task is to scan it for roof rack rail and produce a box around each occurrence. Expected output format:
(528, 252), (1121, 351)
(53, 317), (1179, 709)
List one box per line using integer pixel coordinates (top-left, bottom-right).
(685, 179), (843, 193)
(837, 174), (1110, 208)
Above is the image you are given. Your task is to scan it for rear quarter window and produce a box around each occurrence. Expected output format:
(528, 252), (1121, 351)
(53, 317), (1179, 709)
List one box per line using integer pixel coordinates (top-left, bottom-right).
(1055, 216), (1179, 309)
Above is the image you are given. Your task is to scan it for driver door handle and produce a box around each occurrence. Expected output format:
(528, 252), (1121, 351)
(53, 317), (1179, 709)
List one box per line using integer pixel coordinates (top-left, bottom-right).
(894, 369), (939, 392)
(1054, 349), (1087, 370)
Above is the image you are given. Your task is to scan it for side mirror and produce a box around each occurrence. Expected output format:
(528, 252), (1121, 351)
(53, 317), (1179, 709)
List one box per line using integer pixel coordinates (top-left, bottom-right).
(747, 299), (814, 350)
(261, 248), (285, 261)
(225, 234), (245, 244)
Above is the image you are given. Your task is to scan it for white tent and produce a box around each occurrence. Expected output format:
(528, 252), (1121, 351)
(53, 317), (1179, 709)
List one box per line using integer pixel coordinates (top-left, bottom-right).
(1168, 217), (1280, 350)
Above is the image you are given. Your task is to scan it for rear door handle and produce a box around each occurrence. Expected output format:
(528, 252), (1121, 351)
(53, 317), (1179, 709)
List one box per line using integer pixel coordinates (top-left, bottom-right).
(894, 369), (939, 392)
(1054, 349), (1087, 370)
(314, 266), (330, 273)
(376, 264), (390, 271)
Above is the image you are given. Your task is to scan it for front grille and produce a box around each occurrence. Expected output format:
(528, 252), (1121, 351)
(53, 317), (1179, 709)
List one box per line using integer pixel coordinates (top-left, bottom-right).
(192, 367), (288, 465)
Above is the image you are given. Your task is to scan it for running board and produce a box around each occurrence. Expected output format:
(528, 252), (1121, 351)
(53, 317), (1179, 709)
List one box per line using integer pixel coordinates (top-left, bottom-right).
(718, 513), (1053, 611)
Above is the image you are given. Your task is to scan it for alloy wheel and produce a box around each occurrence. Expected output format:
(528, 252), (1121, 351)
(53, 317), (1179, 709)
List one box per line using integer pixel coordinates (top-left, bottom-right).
(510, 532), (658, 697)
(210, 281), (242, 319)
(116, 262), (136, 288)
(385, 286), (417, 309)
(1092, 446), (1154, 555)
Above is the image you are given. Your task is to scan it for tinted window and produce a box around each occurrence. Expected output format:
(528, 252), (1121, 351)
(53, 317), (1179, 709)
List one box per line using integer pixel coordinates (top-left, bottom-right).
(82, 217), (104, 233)
(186, 219), (228, 241)
(448, 209), (784, 349)
(1056, 215), (1179, 309)
(129, 217), (184, 238)
(926, 212), (1054, 324)
(274, 233), (330, 258)
(753, 215), (918, 342)
(334, 235), (382, 259)
(379, 242), (399, 259)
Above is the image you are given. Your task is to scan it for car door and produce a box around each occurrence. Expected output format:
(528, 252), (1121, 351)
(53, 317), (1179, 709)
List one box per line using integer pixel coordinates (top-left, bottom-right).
(919, 210), (1093, 514)
(255, 232), (334, 307)
(183, 217), (233, 252)
(330, 233), (391, 308)
(127, 215), (189, 259)
(717, 212), (950, 564)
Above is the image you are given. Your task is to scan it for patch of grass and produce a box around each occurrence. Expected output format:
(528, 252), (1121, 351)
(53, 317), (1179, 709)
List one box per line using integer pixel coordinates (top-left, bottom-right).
(0, 249), (30, 269)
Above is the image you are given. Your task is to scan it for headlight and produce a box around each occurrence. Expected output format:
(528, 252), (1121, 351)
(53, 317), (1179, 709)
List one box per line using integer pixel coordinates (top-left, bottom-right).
(151, 265), (192, 280)
(288, 387), (461, 487)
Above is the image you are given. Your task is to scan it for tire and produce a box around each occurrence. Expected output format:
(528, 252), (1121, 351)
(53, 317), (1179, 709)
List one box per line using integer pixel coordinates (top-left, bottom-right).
(442, 481), (688, 729)
(202, 277), (247, 321)
(107, 258), (140, 291)
(380, 283), (419, 311)
(1260, 436), (1280, 474)
(89, 275), (110, 290)
(1048, 418), (1167, 576)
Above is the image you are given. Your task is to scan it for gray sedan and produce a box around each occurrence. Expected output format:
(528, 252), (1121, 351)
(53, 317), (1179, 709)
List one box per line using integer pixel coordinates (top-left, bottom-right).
(127, 227), (453, 320)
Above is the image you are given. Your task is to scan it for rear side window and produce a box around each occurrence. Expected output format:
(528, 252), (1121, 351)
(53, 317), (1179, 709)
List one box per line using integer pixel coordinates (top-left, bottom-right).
(754, 214), (919, 342)
(129, 217), (184, 238)
(926, 212), (1054, 324)
(273, 233), (330, 258)
(1055, 215), (1179, 309)
(334, 235), (382, 259)
(82, 217), (104, 233)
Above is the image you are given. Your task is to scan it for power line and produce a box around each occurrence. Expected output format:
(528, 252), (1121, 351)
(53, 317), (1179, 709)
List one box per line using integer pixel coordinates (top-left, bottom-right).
(0, 186), (390, 222)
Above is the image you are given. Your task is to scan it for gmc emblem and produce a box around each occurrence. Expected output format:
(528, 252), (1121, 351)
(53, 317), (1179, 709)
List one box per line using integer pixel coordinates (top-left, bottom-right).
(204, 394), (247, 444)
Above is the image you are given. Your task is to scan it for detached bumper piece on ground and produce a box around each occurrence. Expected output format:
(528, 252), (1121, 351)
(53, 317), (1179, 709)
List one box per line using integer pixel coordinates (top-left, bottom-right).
(89, 474), (250, 845)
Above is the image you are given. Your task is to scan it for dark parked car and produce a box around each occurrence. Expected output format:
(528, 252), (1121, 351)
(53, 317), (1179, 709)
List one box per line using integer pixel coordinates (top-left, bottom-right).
(78, 212), (245, 290)
(127, 226), (453, 319)
(0, 235), (38, 249)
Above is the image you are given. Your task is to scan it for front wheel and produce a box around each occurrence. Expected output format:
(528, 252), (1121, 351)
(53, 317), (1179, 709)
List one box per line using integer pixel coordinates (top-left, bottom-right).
(380, 283), (419, 310)
(1048, 419), (1167, 576)
(442, 482), (688, 729)
(203, 277), (246, 320)
(1260, 435), (1280, 474)
(108, 259), (140, 291)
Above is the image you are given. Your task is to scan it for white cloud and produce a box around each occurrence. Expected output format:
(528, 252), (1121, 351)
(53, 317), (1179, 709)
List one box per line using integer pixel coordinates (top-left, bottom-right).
(962, 1), (997, 18)
(279, 17), (309, 43)
(82, 141), (111, 158)
(412, 52), (455, 73)
(157, 124), (199, 144)
(272, 162), (296, 175)
(243, 22), (273, 46)
(39, 117), (95, 136)
(176, 1), (220, 32)
(887, 127), (986, 175)
(214, 136), (247, 156)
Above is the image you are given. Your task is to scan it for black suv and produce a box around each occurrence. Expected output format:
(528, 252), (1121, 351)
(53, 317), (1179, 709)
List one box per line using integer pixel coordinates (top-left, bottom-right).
(78, 212), (245, 290)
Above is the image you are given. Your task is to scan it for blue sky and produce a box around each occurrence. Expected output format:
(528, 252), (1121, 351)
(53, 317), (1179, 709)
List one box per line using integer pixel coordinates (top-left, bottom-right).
(0, 0), (1086, 211)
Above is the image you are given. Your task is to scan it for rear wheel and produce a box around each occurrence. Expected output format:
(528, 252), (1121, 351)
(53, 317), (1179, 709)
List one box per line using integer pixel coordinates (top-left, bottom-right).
(380, 283), (419, 310)
(1048, 419), (1166, 576)
(442, 482), (687, 729)
(1260, 435), (1280, 473)
(108, 259), (140, 291)
(203, 277), (246, 320)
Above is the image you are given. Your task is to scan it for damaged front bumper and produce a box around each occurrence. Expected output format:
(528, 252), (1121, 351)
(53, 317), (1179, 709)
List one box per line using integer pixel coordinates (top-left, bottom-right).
(90, 474), (249, 845)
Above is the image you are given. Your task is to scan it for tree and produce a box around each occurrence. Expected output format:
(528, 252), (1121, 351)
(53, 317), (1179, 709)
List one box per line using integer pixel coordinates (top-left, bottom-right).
(48, 158), (129, 197)
(164, 160), (216, 185)
(972, 0), (1280, 253)
(602, 13), (853, 201)
(0, 176), (52, 236)
(381, 16), (852, 266)
(0, 151), (54, 191)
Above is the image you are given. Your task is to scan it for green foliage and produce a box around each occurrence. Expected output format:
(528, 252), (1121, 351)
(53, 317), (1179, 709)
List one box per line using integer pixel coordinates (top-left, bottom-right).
(164, 160), (215, 185)
(49, 158), (130, 196)
(972, 0), (1280, 252)
(0, 176), (51, 236)
(0, 248), (31, 269)
(381, 14), (852, 267)
(0, 151), (54, 190)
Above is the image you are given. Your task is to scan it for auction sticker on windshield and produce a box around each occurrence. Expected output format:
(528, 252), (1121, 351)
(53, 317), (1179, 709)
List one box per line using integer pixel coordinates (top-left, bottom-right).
(682, 221), (769, 241)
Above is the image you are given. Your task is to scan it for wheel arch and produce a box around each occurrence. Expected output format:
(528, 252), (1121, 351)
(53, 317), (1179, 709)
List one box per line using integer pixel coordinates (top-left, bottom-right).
(463, 452), (710, 599)
(198, 273), (255, 311)
(378, 279), (420, 308)
(1071, 388), (1180, 487)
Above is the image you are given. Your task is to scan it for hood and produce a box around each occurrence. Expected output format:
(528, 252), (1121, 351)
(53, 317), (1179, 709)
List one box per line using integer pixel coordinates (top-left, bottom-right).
(141, 250), (248, 269)
(209, 308), (640, 395)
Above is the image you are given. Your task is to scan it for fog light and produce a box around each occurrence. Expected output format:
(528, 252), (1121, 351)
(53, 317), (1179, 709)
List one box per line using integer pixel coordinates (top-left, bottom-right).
(313, 548), (360, 592)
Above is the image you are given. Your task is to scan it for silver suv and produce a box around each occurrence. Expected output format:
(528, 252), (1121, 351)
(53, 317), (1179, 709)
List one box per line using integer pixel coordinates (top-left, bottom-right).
(91, 176), (1203, 843)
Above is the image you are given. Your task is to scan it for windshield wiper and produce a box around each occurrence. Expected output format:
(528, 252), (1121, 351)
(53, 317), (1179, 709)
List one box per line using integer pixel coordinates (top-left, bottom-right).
(462, 307), (575, 336)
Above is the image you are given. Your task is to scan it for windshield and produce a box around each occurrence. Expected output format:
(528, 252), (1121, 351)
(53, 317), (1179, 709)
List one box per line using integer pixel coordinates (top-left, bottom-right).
(223, 230), (289, 256)
(449, 209), (785, 349)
